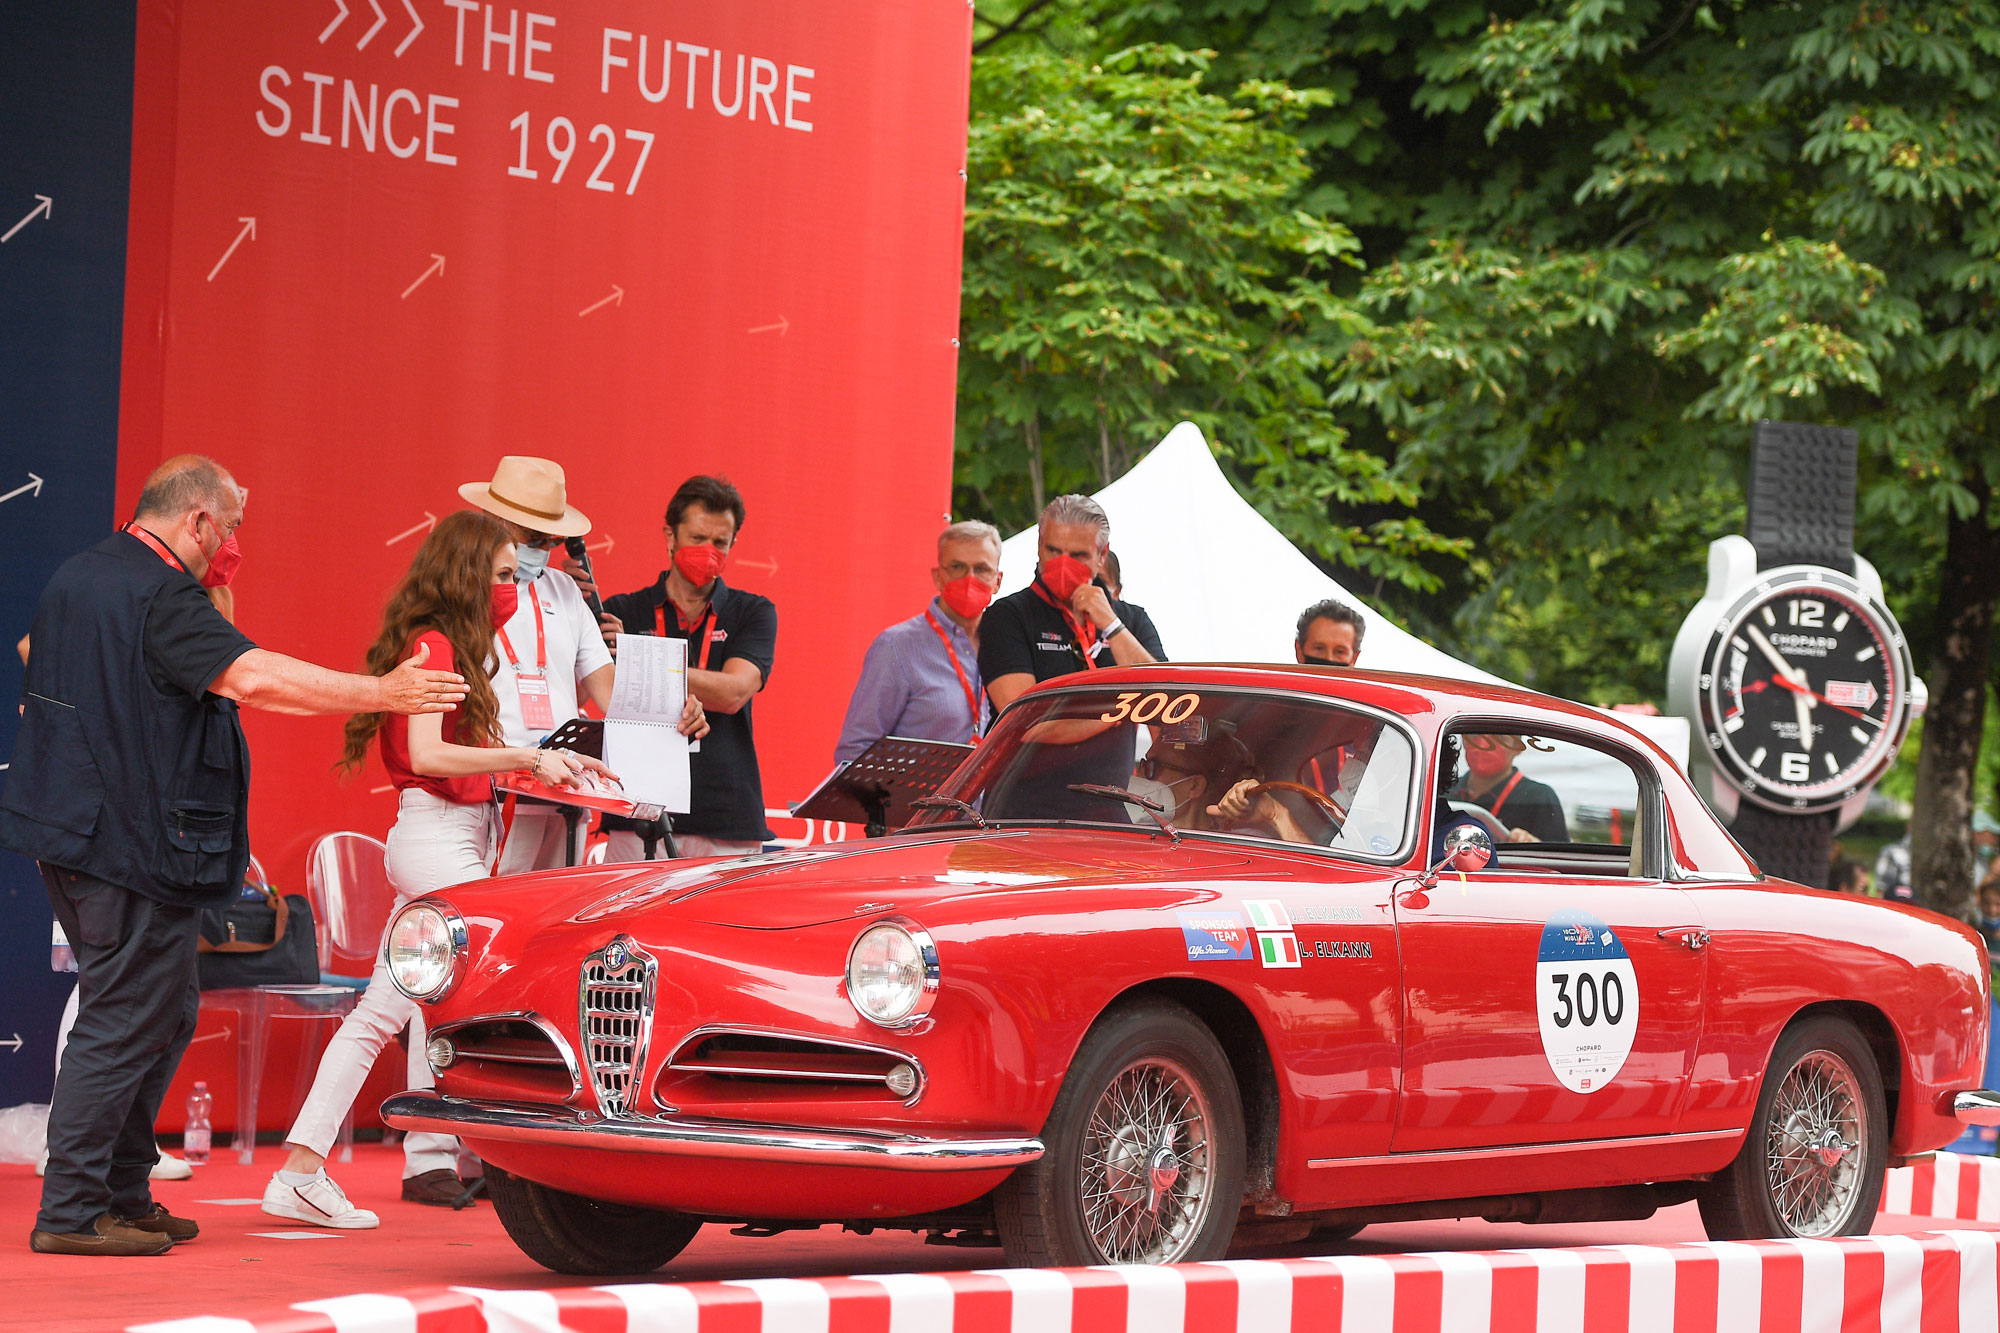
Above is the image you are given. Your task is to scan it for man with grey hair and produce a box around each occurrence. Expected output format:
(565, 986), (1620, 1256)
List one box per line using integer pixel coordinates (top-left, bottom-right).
(978, 494), (1163, 714)
(834, 520), (1006, 762)
(2, 454), (467, 1257)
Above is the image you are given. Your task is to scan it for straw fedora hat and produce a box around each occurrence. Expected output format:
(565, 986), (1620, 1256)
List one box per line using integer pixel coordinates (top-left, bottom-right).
(458, 456), (592, 538)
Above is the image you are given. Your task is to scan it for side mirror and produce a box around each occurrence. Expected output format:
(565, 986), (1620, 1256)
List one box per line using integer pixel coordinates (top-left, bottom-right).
(1421, 823), (1494, 887)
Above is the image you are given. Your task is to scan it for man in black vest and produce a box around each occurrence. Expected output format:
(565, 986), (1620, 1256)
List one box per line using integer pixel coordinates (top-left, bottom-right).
(0, 456), (469, 1257)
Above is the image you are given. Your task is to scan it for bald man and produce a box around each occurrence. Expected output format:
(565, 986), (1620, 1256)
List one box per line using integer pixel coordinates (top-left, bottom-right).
(1, 455), (468, 1258)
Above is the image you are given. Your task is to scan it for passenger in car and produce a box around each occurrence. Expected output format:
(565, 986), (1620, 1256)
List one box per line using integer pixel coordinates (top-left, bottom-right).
(1449, 733), (1569, 843)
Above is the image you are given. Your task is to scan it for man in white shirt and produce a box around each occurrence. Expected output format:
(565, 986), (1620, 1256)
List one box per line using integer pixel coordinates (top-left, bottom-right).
(460, 457), (616, 872)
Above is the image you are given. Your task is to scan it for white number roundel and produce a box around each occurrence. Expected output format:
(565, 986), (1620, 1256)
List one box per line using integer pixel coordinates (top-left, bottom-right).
(1535, 911), (1639, 1094)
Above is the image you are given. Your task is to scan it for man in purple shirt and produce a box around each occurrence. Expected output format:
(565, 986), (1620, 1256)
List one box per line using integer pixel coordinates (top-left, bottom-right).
(835, 522), (1004, 763)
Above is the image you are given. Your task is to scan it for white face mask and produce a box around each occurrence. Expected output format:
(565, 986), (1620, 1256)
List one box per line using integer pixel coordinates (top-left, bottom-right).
(1128, 771), (1203, 821)
(514, 544), (551, 581)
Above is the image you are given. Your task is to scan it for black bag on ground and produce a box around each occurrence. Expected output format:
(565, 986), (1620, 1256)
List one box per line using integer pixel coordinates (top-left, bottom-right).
(197, 880), (319, 989)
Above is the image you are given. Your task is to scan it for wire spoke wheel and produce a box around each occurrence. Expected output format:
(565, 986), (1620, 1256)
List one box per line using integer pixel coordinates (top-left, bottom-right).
(1077, 1056), (1215, 1264)
(1762, 1050), (1866, 1237)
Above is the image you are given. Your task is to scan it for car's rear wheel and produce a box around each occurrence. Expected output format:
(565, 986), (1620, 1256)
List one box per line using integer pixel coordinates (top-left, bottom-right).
(1698, 1015), (1887, 1240)
(996, 999), (1245, 1267)
(485, 1164), (702, 1275)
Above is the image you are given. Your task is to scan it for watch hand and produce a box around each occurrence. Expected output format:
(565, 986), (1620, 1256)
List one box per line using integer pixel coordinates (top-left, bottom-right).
(1792, 680), (1815, 751)
(1744, 625), (1801, 682)
(1772, 675), (1879, 724)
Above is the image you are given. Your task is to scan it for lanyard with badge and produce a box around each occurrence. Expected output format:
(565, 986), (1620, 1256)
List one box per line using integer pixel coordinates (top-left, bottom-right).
(923, 608), (984, 740)
(656, 600), (721, 671)
(497, 581), (554, 731)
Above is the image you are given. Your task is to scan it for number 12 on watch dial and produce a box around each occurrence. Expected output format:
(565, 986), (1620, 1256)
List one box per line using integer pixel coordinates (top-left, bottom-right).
(1695, 568), (1912, 812)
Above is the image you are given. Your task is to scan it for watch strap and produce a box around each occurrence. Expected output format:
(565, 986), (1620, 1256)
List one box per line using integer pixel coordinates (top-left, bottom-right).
(1729, 803), (1836, 888)
(1746, 420), (1858, 571)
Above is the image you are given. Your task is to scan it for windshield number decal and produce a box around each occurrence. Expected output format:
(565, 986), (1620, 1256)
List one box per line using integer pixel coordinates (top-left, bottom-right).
(1101, 692), (1200, 725)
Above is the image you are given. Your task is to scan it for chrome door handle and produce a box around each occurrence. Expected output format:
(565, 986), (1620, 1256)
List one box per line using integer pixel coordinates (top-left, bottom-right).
(1658, 926), (1710, 951)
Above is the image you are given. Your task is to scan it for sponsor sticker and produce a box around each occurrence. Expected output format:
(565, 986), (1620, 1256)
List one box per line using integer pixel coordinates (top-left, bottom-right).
(1244, 899), (1292, 931)
(1535, 911), (1638, 1094)
(1178, 911), (1252, 961)
(1297, 904), (1365, 924)
(1256, 932), (1302, 969)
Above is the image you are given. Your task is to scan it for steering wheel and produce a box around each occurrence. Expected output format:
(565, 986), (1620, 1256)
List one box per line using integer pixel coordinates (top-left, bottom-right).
(1447, 799), (1514, 841)
(1248, 780), (1347, 826)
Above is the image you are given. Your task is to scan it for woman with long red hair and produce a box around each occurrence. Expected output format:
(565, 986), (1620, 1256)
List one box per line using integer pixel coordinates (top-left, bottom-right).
(262, 510), (612, 1228)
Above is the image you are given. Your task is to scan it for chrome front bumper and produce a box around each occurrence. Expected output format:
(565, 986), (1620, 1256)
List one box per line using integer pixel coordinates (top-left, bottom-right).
(1956, 1090), (2000, 1125)
(381, 1091), (1044, 1172)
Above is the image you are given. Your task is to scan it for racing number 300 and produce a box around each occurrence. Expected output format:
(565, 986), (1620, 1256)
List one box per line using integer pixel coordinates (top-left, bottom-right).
(1100, 692), (1201, 725)
(1548, 971), (1624, 1029)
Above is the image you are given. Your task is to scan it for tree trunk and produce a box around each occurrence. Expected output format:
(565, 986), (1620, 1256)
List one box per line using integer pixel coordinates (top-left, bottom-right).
(1911, 476), (2000, 921)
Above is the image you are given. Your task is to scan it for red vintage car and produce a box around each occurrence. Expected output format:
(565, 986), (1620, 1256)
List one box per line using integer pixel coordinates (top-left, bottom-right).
(381, 665), (1997, 1275)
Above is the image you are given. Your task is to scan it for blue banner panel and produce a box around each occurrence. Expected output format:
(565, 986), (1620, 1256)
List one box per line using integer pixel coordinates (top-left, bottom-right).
(0, 0), (134, 1105)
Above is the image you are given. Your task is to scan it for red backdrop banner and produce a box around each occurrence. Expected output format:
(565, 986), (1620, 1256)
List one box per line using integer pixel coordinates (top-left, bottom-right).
(115, 0), (971, 884)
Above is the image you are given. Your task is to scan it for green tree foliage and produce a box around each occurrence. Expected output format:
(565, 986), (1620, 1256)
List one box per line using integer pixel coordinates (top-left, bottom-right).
(1096, 0), (2000, 913)
(955, 43), (1462, 590)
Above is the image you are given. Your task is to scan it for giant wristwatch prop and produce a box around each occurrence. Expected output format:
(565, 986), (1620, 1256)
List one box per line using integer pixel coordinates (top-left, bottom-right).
(1666, 422), (1918, 886)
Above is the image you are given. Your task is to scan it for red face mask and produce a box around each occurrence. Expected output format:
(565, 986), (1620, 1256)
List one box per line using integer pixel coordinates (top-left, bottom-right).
(939, 574), (996, 620)
(1039, 554), (1094, 603)
(674, 542), (727, 587)
(489, 581), (520, 627)
(200, 534), (242, 589)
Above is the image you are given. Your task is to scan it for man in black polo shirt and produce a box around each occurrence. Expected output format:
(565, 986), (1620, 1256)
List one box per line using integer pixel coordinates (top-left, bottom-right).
(977, 495), (1165, 814)
(1, 455), (466, 1256)
(595, 475), (777, 858)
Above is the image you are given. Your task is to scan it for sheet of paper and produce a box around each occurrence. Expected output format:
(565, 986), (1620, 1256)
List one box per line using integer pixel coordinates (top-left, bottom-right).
(609, 634), (687, 724)
(604, 634), (691, 811)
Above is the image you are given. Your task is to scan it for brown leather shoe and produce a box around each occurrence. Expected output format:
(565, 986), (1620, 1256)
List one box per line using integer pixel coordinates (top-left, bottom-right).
(29, 1214), (174, 1256)
(113, 1204), (198, 1243)
(400, 1168), (469, 1206)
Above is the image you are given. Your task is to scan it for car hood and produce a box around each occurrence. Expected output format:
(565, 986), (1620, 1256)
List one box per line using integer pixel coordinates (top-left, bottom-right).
(562, 828), (1256, 929)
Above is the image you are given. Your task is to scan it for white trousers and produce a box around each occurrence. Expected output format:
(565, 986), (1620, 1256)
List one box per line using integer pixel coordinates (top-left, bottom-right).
(602, 830), (764, 863)
(496, 804), (583, 875)
(286, 790), (497, 1177)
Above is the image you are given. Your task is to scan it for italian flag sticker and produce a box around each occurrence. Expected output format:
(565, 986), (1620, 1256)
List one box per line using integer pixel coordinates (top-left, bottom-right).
(1244, 899), (1292, 931)
(1257, 932), (1301, 969)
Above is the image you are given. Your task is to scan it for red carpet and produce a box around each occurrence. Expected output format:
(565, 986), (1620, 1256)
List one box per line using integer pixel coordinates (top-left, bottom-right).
(5, 1143), (1996, 1332)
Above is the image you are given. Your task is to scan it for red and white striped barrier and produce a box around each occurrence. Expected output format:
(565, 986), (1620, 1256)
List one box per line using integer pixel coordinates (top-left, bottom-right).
(127, 1230), (2000, 1333)
(1885, 1152), (2000, 1224)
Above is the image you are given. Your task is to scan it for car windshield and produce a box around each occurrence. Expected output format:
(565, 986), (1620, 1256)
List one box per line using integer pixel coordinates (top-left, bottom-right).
(907, 684), (1416, 860)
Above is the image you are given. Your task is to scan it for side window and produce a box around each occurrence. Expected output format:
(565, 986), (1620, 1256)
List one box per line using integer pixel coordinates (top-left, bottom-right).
(1446, 728), (1653, 877)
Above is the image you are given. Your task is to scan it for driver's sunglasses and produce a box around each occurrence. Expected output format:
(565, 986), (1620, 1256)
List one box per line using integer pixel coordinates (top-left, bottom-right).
(519, 530), (565, 550)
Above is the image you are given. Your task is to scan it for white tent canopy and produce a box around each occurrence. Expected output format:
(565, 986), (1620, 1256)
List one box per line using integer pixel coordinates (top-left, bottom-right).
(998, 422), (1690, 772)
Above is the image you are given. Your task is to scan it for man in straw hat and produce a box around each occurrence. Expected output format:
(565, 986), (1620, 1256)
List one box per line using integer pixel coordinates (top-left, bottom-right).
(460, 456), (705, 871)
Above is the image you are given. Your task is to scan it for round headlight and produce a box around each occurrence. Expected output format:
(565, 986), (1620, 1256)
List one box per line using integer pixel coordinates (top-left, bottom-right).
(386, 902), (464, 1001)
(846, 922), (939, 1028)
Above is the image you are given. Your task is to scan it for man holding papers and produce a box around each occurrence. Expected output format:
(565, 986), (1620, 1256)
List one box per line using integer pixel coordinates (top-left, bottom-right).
(598, 476), (778, 860)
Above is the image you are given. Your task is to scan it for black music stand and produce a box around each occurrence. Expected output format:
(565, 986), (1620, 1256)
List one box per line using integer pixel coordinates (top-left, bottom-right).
(523, 720), (676, 861)
(795, 737), (975, 837)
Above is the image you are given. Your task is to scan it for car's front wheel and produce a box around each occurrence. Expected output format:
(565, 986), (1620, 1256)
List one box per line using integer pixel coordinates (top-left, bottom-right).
(996, 999), (1246, 1266)
(1698, 1015), (1887, 1240)
(485, 1164), (702, 1275)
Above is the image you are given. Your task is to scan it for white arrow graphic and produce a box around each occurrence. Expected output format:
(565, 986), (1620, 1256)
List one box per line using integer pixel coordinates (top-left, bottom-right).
(586, 535), (616, 555)
(0, 1034), (21, 1054)
(735, 555), (779, 575)
(318, 0), (349, 43)
(385, 511), (437, 546)
(401, 253), (445, 299)
(206, 217), (256, 282)
(0, 474), (44, 505)
(747, 316), (790, 336)
(185, 1025), (234, 1048)
(579, 285), (625, 318)
(395, 0), (424, 55)
(357, 0), (387, 49)
(1, 195), (52, 244)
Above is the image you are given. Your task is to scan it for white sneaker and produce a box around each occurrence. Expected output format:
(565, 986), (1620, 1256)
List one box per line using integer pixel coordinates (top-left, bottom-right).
(261, 1172), (380, 1229)
(151, 1152), (194, 1181)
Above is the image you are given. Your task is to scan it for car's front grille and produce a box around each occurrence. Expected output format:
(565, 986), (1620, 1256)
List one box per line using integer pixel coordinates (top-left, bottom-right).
(578, 936), (655, 1117)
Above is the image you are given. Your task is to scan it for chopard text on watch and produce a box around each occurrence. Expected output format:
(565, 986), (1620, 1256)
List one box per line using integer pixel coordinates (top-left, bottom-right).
(1692, 565), (1913, 814)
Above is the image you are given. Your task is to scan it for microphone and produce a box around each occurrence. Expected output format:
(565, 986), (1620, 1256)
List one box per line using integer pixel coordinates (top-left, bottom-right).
(563, 536), (605, 617)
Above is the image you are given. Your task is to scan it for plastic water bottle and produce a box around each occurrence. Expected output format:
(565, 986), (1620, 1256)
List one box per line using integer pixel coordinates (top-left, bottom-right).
(50, 920), (75, 973)
(183, 1083), (213, 1165)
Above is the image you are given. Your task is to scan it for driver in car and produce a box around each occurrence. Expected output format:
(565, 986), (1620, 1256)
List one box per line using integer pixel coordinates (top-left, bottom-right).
(1141, 719), (1342, 845)
(1449, 732), (1568, 843)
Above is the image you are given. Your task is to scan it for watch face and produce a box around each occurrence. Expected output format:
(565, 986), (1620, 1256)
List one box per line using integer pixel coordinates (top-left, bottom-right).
(1695, 568), (1912, 812)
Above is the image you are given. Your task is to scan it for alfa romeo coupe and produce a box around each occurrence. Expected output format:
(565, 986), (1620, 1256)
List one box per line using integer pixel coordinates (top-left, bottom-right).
(380, 665), (1996, 1274)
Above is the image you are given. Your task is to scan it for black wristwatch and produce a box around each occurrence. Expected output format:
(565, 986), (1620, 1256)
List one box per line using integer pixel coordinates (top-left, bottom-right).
(1666, 422), (1916, 887)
